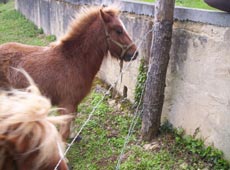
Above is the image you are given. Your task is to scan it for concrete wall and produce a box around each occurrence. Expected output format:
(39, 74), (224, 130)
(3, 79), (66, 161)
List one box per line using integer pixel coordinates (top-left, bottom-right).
(15, 0), (230, 160)
(164, 22), (230, 160)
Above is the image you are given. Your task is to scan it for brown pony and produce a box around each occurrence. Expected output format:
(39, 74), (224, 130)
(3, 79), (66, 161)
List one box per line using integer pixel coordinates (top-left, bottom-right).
(0, 5), (138, 140)
(0, 70), (71, 170)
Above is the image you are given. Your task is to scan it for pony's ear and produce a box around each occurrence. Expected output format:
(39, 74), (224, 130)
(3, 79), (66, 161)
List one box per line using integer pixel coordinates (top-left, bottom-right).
(100, 9), (112, 23)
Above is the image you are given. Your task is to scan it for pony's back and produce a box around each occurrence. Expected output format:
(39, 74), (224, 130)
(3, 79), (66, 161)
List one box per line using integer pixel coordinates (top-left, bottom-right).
(0, 70), (70, 170)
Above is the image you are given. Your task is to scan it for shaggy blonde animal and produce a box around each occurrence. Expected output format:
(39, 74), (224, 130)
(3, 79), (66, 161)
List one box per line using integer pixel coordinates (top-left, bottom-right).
(0, 70), (71, 170)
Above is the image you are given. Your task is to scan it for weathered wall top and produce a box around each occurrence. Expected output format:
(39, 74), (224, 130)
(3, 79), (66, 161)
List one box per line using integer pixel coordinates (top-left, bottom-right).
(63, 0), (230, 27)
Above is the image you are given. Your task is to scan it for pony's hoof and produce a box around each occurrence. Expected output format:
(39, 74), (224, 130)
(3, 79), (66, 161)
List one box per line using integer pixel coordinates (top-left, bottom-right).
(67, 163), (73, 170)
(70, 135), (82, 143)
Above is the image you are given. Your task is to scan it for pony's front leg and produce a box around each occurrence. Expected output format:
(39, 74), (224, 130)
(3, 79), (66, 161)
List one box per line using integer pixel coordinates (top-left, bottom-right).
(60, 120), (72, 141)
(59, 104), (76, 141)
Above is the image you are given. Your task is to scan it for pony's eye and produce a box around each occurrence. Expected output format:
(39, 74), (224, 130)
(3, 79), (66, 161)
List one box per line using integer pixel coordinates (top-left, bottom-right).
(116, 29), (123, 35)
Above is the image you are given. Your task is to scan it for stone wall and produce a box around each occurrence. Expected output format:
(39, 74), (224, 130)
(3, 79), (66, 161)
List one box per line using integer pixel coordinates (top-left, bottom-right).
(15, 0), (230, 160)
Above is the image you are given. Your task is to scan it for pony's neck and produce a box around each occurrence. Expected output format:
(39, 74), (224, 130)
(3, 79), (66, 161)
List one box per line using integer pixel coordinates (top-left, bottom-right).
(59, 15), (108, 79)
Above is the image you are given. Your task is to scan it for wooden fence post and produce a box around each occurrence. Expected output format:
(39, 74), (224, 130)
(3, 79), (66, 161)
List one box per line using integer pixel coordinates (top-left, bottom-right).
(141, 0), (175, 141)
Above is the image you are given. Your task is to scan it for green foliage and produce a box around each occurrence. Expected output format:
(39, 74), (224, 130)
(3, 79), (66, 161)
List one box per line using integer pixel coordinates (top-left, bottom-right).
(159, 120), (173, 134)
(134, 59), (148, 105)
(120, 146), (175, 170)
(0, 0), (55, 45)
(174, 128), (230, 170)
(73, 89), (230, 170)
(175, 0), (215, 10)
(91, 93), (111, 116)
(138, 0), (216, 10)
(46, 35), (56, 42)
(70, 90), (139, 170)
(78, 92), (111, 116)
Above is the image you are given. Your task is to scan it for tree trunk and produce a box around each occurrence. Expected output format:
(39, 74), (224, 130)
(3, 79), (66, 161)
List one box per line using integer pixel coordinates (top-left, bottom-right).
(141, 0), (175, 141)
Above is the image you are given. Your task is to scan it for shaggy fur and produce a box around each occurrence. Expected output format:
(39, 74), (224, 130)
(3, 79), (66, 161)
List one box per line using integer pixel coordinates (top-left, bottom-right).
(0, 5), (137, 140)
(0, 70), (70, 170)
(0, 54), (10, 88)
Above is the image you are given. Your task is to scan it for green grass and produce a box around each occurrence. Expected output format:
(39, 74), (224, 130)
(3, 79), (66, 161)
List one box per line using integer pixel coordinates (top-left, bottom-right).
(68, 88), (229, 170)
(0, 0), (55, 45)
(67, 88), (140, 170)
(1, 1), (229, 170)
(139, 0), (216, 10)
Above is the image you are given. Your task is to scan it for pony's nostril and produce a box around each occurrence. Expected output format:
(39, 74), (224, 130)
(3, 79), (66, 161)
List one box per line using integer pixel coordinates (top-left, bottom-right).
(132, 51), (138, 60)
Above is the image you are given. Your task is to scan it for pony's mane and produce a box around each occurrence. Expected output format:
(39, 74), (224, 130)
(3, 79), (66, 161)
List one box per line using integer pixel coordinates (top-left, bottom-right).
(0, 69), (71, 168)
(59, 5), (120, 43)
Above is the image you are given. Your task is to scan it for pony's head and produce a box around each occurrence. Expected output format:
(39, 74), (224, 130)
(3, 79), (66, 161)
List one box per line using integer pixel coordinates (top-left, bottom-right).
(100, 6), (138, 61)
(0, 69), (71, 170)
(59, 5), (138, 62)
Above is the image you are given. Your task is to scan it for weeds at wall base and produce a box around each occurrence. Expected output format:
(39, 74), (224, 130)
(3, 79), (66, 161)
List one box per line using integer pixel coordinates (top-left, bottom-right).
(160, 121), (230, 170)
(134, 58), (148, 107)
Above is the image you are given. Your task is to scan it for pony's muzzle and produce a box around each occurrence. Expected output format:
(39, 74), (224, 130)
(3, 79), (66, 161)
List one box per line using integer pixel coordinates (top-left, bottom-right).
(123, 51), (138, 62)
